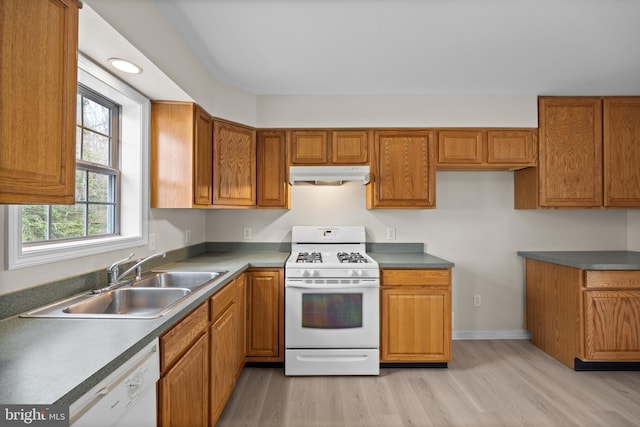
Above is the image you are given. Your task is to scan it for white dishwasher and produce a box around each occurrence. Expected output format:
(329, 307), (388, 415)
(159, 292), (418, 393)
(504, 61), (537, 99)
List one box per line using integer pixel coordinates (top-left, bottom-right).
(70, 339), (159, 427)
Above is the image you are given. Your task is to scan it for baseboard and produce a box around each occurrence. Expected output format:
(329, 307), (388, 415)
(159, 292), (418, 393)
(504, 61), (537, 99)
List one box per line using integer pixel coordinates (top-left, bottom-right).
(452, 329), (531, 340)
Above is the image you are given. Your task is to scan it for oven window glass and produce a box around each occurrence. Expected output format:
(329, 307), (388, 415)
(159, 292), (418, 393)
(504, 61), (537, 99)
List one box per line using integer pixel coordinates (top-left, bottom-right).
(302, 293), (363, 329)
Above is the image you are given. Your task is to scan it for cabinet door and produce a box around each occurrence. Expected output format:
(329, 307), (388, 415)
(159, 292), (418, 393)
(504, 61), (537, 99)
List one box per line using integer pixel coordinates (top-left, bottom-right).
(603, 97), (640, 207)
(246, 270), (283, 361)
(538, 97), (603, 207)
(210, 305), (236, 424)
(289, 130), (329, 164)
(437, 130), (483, 165)
(0, 0), (80, 204)
(235, 274), (247, 375)
(159, 333), (209, 427)
(381, 288), (451, 362)
(193, 106), (213, 206)
(487, 130), (536, 166)
(583, 290), (640, 361)
(331, 130), (369, 164)
(151, 102), (209, 208)
(213, 120), (256, 206)
(257, 131), (290, 208)
(369, 130), (435, 208)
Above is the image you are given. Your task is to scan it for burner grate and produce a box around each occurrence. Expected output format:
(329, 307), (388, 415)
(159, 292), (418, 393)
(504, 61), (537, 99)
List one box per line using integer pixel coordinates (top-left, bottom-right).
(337, 252), (369, 263)
(296, 252), (323, 263)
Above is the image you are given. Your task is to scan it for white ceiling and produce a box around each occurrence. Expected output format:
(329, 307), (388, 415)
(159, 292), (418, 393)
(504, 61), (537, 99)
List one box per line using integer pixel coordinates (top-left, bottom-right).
(150, 0), (640, 96)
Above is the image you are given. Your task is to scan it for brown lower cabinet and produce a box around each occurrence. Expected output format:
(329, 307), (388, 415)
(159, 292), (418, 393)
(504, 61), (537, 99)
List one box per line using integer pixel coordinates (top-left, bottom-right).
(525, 259), (640, 368)
(380, 269), (452, 362)
(246, 269), (284, 362)
(210, 278), (238, 423)
(158, 269), (283, 426)
(158, 303), (210, 426)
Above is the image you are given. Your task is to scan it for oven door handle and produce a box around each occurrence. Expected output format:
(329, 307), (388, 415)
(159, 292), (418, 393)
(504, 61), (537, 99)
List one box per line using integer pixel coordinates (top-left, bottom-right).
(285, 281), (379, 290)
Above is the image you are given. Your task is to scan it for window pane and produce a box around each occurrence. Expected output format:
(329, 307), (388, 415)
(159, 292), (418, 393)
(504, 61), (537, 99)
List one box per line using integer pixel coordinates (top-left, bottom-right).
(88, 172), (112, 202)
(22, 206), (48, 243)
(88, 204), (113, 235)
(50, 205), (86, 239)
(82, 130), (110, 164)
(75, 170), (87, 202)
(76, 93), (82, 123)
(76, 126), (82, 160)
(82, 97), (110, 134)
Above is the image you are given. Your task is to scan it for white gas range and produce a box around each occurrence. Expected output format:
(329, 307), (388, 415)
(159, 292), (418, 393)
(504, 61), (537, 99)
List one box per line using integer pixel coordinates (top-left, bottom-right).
(285, 226), (380, 376)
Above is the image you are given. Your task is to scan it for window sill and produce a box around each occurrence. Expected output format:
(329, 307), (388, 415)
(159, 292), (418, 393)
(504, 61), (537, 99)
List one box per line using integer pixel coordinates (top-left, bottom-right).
(8, 234), (147, 270)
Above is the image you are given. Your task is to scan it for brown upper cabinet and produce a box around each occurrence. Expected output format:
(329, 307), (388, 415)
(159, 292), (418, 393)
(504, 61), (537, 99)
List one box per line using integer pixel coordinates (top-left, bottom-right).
(603, 98), (640, 207)
(367, 130), (436, 209)
(257, 131), (290, 209)
(212, 120), (256, 207)
(515, 96), (640, 209)
(289, 130), (369, 165)
(436, 129), (537, 170)
(151, 101), (213, 208)
(0, 0), (82, 204)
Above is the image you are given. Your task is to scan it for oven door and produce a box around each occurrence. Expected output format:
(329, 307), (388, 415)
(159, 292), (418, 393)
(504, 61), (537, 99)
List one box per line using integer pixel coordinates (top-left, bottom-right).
(285, 278), (379, 349)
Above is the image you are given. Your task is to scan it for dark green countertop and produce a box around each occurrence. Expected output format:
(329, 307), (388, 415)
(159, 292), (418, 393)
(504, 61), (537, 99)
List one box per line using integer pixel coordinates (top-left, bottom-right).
(370, 252), (454, 268)
(0, 251), (287, 406)
(0, 247), (453, 406)
(517, 251), (640, 270)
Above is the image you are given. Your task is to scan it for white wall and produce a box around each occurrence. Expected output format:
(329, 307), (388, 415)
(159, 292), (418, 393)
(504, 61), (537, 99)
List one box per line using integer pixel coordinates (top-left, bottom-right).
(629, 211), (640, 251)
(0, 209), (205, 295)
(84, 0), (257, 126)
(3, 4), (635, 335)
(206, 174), (628, 333)
(257, 95), (538, 128)
(204, 94), (630, 335)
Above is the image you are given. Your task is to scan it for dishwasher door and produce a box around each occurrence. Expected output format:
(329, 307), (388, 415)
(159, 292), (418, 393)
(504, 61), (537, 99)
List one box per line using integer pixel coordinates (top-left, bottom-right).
(70, 339), (159, 427)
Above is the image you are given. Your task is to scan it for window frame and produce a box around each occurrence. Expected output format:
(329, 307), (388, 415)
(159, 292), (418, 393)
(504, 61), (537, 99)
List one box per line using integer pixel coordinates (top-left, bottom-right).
(22, 85), (122, 246)
(5, 54), (149, 270)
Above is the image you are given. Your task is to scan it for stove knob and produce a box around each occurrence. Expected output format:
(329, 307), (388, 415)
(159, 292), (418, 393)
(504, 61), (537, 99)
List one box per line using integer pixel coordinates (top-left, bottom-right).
(346, 270), (355, 277)
(303, 270), (316, 277)
(356, 270), (364, 277)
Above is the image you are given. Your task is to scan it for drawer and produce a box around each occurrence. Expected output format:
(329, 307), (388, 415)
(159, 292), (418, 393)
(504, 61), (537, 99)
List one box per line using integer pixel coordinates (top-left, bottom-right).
(211, 280), (236, 321)
(585, 271), (640, 290)
(160, 302), (210, 372)
(381, 269), (451, 286)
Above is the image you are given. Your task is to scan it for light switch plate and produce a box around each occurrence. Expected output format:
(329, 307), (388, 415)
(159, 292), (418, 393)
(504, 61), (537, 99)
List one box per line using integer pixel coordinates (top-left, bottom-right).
(386, 228), (396, 240)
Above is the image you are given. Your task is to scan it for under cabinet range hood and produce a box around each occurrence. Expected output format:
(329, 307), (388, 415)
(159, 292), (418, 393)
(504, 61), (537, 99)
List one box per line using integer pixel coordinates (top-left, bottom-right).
(289, 165), (370, 185)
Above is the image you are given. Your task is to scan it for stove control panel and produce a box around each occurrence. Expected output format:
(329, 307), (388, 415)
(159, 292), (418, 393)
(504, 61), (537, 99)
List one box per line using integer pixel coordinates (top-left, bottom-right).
(286, 268), (379, 279)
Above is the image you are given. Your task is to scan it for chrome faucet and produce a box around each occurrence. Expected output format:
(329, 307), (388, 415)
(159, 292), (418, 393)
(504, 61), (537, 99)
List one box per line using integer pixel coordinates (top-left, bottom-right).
(114, 252), (167, 283)
(107, 253), (134, 285)
(97, 252), (167, 293)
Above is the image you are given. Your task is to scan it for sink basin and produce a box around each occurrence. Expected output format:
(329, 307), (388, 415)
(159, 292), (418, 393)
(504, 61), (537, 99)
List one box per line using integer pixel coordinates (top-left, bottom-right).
(21, 270), (229, 319)
(63, 288), (191, 317)
(132, 271), (226, 291)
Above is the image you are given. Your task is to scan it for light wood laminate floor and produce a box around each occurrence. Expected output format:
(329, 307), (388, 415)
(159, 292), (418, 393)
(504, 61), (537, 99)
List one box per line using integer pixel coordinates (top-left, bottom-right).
(217, 340), (640, 427)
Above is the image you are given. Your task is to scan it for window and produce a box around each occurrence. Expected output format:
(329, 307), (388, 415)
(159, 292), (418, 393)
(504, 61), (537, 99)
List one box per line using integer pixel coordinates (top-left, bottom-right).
(6, 54), (149, 269)
(22, 86), (121, 244)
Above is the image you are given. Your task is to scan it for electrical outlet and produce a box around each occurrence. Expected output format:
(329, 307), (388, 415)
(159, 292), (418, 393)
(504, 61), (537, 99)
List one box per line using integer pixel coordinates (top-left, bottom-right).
(185, 229), (192, 244)
(473, 294), (482, 307)
(149, 233), (157, 251)
(243, 227), (252, 240)
(386, 227), (396, 240)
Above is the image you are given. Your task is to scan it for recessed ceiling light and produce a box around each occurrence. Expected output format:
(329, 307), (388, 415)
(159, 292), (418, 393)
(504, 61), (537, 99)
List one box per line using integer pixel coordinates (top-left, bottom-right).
(108, 58), (143, 74)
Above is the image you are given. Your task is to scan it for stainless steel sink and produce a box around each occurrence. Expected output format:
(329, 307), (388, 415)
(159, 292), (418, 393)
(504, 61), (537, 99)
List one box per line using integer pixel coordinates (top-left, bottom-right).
(131, 271), (226, 291)
(63, 288), (191, 317)
(22, 270), (229, 319)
